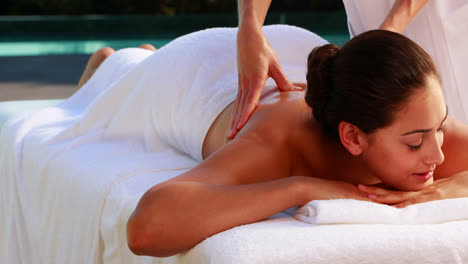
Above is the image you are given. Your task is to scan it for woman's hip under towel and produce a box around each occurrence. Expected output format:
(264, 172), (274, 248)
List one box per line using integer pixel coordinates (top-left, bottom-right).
(58, 25), (329, 162)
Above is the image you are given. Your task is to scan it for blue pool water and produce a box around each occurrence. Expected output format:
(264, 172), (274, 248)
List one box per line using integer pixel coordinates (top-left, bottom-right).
(0, 34), (348, 56)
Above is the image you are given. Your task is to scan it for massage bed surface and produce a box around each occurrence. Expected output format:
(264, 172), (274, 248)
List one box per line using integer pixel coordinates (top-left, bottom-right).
(0, 99), (63, 131)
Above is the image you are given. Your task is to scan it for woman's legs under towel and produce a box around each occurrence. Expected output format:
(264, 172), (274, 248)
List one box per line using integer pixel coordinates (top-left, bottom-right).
(77, 47), (115, 89)
(77, 44), (158, 89)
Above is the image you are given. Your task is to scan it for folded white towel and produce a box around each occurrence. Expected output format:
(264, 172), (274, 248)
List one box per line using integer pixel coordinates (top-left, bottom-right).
(295, 198), (468, 225)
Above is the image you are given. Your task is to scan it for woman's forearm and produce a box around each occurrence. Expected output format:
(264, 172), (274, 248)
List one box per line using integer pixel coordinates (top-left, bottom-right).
(127, 176), (306, 257)
(380, 0), (429, 33)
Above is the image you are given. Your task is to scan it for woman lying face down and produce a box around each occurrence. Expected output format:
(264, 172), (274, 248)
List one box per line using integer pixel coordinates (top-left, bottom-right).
(126, 30), (468, 257)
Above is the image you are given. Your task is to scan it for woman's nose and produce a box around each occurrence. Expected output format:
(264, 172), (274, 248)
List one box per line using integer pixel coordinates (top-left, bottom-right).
(424, 136), (445, 166)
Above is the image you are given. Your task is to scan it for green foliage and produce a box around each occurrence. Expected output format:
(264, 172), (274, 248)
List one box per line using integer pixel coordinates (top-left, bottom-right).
(2, 0), (343, 15)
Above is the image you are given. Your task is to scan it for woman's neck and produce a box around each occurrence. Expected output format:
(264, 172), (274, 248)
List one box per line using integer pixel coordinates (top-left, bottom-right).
(291, 119), (381, 185)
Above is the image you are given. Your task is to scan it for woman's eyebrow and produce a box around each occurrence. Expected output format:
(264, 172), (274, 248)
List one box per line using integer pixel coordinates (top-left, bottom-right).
(400, 106), (448, 136)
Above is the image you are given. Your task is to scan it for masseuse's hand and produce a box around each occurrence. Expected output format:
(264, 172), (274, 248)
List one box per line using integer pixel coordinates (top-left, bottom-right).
(229, 26), (300, 139)
(358, 171), (468, 208)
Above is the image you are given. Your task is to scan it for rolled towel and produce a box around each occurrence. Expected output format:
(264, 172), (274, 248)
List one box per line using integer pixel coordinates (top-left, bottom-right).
(295, 198), (468, 225)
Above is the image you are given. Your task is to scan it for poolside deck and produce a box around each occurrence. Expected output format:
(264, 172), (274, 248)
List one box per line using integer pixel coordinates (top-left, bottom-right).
(0, 54), (88, 101)
(0, 13), (349, 102)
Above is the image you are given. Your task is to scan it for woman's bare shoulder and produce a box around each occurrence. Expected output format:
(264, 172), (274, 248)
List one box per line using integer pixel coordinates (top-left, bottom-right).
(437, 117), (468, 177)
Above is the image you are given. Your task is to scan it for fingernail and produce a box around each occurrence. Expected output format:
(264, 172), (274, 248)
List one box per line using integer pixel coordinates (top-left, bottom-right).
(358, 184), (367, 191)
(236, 120), (243, 130)
(369, 194), (377, 199)
(294, 86), (304, 90)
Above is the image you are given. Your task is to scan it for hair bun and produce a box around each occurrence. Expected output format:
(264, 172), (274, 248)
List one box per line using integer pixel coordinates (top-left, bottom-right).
(305, 43), (340, 126)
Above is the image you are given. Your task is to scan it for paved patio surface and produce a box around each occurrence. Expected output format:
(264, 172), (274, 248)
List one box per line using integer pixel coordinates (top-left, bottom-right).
(0, 54), (90, 101)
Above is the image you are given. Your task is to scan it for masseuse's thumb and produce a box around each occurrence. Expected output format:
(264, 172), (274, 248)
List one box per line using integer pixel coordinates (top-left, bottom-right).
(269, 61), (302, 91)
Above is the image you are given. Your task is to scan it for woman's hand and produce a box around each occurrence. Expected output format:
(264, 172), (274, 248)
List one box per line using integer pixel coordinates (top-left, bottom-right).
(297, 176), (376, 205)
(358, 171), (468, 208)
(230, 26), (299, 139)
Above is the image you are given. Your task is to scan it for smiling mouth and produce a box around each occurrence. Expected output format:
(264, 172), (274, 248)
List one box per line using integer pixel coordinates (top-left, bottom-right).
(412, 171), (434, 181)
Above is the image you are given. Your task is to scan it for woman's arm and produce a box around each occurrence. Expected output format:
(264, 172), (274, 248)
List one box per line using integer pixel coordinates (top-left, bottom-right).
(127, 175), (370, 257)
(380, 0), (429, 33)
(127, 129), (370, 257)
(126, 130), (294, 257)
(127, 176), (305, 257)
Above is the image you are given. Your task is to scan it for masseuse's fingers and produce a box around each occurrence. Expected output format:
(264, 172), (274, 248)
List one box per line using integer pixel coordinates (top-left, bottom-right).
(230, 76), (265, 139)
(229, 71), (264, 138)
(230, 87), (248, 138)
(269, 58), (301, 92)
(236, 77), (266, 130)
(358, 184), (420, 205)
(235, 51), (302, 131)
(230, 62), (300, 138)
(231, 26), (302, 139)
(229, 76), (242, 138)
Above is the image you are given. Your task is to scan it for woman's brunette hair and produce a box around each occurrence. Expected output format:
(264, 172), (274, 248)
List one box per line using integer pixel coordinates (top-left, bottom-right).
(305, 30), (441, 140)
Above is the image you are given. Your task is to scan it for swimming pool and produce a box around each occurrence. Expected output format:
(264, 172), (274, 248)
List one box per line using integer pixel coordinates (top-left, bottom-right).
(0, 13), (350, 56)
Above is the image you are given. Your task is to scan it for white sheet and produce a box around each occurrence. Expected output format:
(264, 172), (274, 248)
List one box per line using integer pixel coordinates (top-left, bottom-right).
(0, 46), (159, 264)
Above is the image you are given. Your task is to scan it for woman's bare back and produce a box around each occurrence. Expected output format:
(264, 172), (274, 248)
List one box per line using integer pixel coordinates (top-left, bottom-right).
(202, 84), (310, 159)
(199, 84), (355, 184)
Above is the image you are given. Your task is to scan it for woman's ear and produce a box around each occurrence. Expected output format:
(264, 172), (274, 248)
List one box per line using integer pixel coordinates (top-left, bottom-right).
(338, 121), (368, 156)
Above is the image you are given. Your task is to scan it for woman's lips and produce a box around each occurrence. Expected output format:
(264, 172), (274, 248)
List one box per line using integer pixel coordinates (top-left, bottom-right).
(413, 171), (434, 181)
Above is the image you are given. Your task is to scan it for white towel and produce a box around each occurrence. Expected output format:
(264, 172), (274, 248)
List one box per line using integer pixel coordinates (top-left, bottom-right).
(0, 25), (328, 264)
(295, 198), (468, 225)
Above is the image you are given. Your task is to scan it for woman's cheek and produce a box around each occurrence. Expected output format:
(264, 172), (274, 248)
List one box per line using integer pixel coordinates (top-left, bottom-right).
(391, 150), (418, 175)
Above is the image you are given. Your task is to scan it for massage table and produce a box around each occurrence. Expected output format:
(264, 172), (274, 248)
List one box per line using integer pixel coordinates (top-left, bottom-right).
(0, 99), (64, 132)
(1, 99), (468, 264)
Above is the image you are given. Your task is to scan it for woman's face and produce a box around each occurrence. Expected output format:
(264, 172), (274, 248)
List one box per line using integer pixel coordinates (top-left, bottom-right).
(362, 75), (447, 191)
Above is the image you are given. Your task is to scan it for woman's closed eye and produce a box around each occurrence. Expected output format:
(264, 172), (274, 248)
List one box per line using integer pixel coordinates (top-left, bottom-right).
(408, 142), (422, 151)
(405, 135), (423, 151)
(406, 124), (446, 151)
